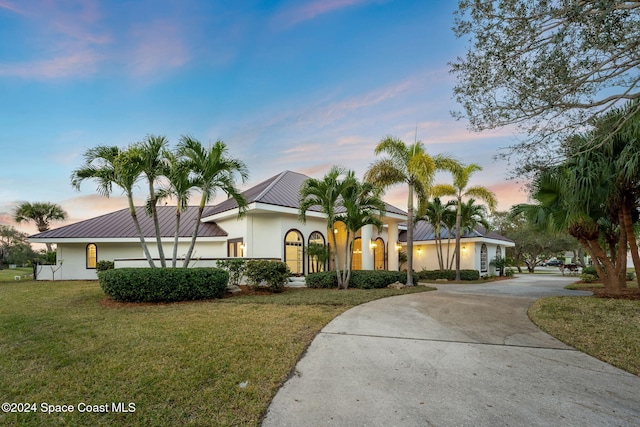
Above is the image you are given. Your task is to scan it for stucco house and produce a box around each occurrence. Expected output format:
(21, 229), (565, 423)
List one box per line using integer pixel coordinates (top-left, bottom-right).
(29, 170), (514, 280)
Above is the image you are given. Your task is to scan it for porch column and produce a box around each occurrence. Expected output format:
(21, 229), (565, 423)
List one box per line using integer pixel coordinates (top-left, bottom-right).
(387, 222), (399, 271)
(361, 224), (374, 270)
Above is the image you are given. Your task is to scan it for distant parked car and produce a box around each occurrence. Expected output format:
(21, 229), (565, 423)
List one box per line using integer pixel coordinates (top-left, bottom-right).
(543, 259), (563, 267)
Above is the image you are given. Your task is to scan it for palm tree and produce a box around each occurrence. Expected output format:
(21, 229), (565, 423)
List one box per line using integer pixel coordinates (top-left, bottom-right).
(432, 163), (497, 281)
(158, 150), (198, 268)
(299, 166), (352, 288)
(71, 145), (156, 268)
(13, 202), (67, 252)
(459, 198), (491, 234)
(365, 136), (459, 285)
(138, 135), (170, 267)
(419, 197), (456, 270)
(177, 136), (249, 268)
(336, 172), (386, 289)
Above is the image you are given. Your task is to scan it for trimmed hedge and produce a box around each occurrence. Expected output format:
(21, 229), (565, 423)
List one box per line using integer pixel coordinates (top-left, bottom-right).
(99, 267), (229, 302)
(245, 260), (290, 292)
(306, 270), (409, 289)
(414, 269), (480, 281)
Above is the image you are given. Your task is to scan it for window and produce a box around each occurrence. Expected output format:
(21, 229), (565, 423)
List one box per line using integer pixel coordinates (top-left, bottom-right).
(285, 230), (304, 275)
(86, 243), (97, 269)
(308, 231), (326, 273)
(496, 245), (502, 260)
(480, 244), (488, 273)
(227, 238), (244, 257)
(351, 238), (362, 270)
(373, 237), (385, 270)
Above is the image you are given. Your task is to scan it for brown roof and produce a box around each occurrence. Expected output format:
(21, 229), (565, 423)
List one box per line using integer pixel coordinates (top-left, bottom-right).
(30, 206), (227, 240)
(399, 221), (513, 243)
(204, 170), (408, 217)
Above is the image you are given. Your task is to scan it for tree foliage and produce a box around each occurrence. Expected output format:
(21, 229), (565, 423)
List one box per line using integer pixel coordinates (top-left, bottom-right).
(13, 201), (67, 252)
(451, 0), (640, 168)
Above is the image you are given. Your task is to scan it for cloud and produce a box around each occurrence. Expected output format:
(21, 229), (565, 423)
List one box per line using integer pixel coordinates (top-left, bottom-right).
(273, 0), (378, 28)
(125, 20), (190, 77)
(0, 51), (103, 79)
(0, 1), (23, 14)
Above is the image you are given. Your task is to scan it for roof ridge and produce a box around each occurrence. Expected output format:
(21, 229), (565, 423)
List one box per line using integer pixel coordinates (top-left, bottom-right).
(253, 170), (289, 202)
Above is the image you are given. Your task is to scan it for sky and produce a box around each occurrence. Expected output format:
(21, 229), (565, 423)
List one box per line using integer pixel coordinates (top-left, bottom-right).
(0, 0), (529, 238)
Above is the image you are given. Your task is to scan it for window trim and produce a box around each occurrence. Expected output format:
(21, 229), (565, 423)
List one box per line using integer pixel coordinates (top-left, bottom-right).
(86, 243), (97, 269)
(308, 231), (326, 273)
(284, 229), (304, 275)
(227, 238), (244, 257)
(480, 243), (488, 273)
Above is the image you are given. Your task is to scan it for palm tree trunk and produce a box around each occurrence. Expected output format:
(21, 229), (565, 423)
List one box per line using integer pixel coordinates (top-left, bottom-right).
(183, 202), (204, 268)
(455, 199), (462, 281)
(621, 201), (640, 286)
(435, 224), (443, 270)
(172, 210), (181, 268)
(330, 223), (343, 289)
(148, 182), (167, 268)
(406, 184), (414, 286)
(344, 233), (353, 290)
(128, 199), (155, 268)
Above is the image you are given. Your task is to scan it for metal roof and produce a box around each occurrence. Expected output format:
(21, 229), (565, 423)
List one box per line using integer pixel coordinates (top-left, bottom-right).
(399, 221), (514, 243)
(30, 206), (227, 240)
(203, 170), (408, 217)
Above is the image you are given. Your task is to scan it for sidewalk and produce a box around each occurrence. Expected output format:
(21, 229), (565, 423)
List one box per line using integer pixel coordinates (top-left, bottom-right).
(262, 275), (640, 426)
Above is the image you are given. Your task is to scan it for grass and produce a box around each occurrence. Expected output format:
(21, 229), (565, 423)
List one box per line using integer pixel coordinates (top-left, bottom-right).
(0, 280), (432, 426)
(529, 296), (640, 376)
(0, 267), (32, 282)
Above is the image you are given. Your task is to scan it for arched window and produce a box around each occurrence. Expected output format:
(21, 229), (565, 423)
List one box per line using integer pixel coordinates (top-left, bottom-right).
(284, 229), (304, 275)
(480, 244), (488, 273)
(351, 237), (362, 270)
(86, 243), (97, 269)
(308, 231), (326, 273)
(373, 237), (385, 270)
(496, 245), (502, 260)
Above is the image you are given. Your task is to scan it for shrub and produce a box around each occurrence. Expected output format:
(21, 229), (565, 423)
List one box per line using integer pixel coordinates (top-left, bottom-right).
(216, 259), (246, 287)
(99, 268), (229, 302)
(626, 272), (635, 281)
(305, 270), (409, 289)
(505, 268), (515, 277)
(96, 260), (115, 272)
(245, 260), (290, 292)
(414, 269), (480, 281)
(582, 265), (597, 276)
(305, 271), (337, 288)
(580, 273), (598, 283)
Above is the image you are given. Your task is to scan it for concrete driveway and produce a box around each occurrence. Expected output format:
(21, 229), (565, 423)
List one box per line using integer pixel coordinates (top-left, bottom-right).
(262, 274), (640, 426)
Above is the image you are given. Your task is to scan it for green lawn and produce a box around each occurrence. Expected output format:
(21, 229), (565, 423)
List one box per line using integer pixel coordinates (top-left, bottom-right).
(0, 267), (32, 282)
(0, 280), (431, 426)
(529, 296), (640, 376)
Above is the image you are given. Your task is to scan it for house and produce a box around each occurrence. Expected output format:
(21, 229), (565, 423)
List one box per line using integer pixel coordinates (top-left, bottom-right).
(29, 170), (514, 280)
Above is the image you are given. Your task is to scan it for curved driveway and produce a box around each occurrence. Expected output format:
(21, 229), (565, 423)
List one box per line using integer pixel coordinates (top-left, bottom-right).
(263, 274), (640, 426)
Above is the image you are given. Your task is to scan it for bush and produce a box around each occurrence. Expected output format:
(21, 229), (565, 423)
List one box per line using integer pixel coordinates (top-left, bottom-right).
(414, 269), (480, 281)
(626, 272), (635, 281)
(96, 260), (115, 272)
(582, 265), (597, 276)
(216, 259), (246, 287)
(99, 268), (229, 302)
(505, 268), (515, 277)
(580, 273), (598, 283)
(305, 270), (410, 289)
(245, 260), (290, 292)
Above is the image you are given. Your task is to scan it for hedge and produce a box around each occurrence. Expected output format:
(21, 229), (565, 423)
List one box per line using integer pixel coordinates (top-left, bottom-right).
(306, 270), (409, 289)
(414, 269), (480, 281)
(99, 267), (229, 302)
(245, 260), (290, 292)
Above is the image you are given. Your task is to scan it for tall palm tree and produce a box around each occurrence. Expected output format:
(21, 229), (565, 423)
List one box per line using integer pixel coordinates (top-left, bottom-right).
(13, 202), (67, 252)
(71, 145), (156, 268)
(336, 172), (386, 289)
(459, 198), (491, 234)
(138, 135), (170, 267)
(158, 150), (198, 268)
(419, 197), (455, 270)
(177, 136), (249, 268)
(432, 163), (497, 281)
(365, 136), (459, 285)
(299, 166), (352, 288)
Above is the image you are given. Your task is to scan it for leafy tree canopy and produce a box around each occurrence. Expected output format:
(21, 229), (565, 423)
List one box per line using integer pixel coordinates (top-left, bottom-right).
(451, 0), (640, 171)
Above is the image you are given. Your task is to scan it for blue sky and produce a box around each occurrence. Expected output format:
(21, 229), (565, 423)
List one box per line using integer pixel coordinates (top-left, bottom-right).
(0, 0), (526, 236)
